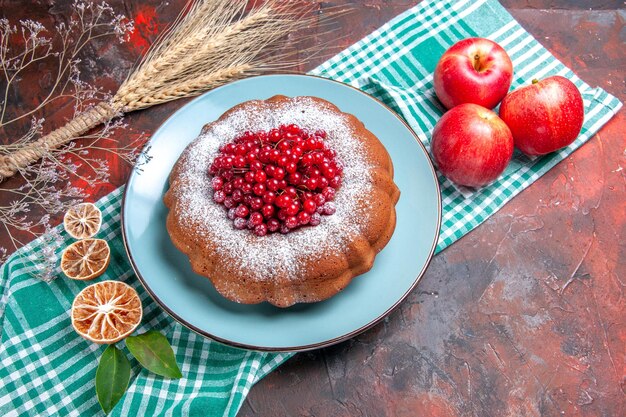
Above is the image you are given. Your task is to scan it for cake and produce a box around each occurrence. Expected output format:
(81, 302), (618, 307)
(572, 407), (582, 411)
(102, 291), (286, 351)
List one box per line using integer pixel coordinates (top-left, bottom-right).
(164, 95), (400, 307)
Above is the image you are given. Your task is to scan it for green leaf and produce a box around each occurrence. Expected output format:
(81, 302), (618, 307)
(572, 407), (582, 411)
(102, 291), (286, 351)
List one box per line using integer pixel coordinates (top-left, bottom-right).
(96, 345), (131, 415)
(126, 331), (182, 379)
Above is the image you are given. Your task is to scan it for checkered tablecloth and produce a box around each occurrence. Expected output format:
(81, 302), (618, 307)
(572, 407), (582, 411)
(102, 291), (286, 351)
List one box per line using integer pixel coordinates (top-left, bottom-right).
(309, 0), (621, 252)
(0, 0), (620, 416)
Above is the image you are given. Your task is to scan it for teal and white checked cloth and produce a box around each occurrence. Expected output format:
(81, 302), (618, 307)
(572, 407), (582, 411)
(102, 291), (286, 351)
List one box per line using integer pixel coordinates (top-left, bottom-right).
(1, 190), (289, 417)
(1, 0), (621, 416)
(309, 0), (621, 251)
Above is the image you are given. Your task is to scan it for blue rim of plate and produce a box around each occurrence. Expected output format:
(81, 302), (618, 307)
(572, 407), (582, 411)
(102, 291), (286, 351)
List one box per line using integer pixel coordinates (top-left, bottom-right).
(121, 74), (441, 352)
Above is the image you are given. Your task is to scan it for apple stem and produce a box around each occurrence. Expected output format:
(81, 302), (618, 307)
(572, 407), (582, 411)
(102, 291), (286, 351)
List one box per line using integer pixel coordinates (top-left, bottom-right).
(473, 54), (482, 71)
(532, 79), (539, 84)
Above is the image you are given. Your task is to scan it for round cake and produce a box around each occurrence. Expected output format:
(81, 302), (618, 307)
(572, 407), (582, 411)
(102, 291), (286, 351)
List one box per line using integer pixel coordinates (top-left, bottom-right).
(164, 95), (400, 307)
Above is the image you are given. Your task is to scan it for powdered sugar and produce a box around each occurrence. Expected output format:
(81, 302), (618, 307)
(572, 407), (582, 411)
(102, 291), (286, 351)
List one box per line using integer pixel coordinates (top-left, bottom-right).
(169, 97), (373, 280)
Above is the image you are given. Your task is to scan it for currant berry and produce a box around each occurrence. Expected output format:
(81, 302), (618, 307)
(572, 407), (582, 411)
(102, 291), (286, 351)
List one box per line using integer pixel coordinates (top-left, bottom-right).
(250, 197), (263, 211)
(310, 212), (322, 226)
(297, 212), (311, 225)
(232, 189), (244, 202)
(303, 199), (317, 214)
(235, 204), (249, 218)
(211, 177), (224, 190)
(213, 190), (226, 203)
(322, 187), (335, 201)
(209, 125), (340, 235)
(285, 216), (298, 229)
(248, 212), (264, 227)
(233, 217), (247, 230)
(263, 191), (276, 204)
(254, 224), (268, 237)
(321, 202), (336, 215)
(267, 218), (280, 232)
(261, 204), (275, 218)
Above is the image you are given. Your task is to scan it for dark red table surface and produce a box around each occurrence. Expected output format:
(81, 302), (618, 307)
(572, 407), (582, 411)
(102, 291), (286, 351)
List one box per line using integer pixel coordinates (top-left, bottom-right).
(1, 1), (625, 416)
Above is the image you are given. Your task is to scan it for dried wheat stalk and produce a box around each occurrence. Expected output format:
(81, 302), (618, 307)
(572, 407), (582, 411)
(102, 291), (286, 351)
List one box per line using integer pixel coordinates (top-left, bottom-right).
(0, 0), (320, 181)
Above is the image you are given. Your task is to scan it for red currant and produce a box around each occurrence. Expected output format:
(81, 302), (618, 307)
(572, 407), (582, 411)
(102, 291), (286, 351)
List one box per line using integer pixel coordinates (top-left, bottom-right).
(306, 177), (319, 190)
(322, 187), (335, 201)
(303, 199), (317, 214)
(267, 219), (280, 232)
(211, 177), (224, 190)
(248, 212), (263, 227)
(250, 197), (263, 211)
(232, 177), (244, 189)
(275, 194), (292, 208)
(285, 162), (297, 173)
(254, 170), (266, 183)
(213, 190), (226, 203)
(254, 224), (268, 237)
(233, 217), (247, 230)
(329, 175), (342, 188)
(261, 204), (275, 218)
(285, 202), (300, 217)
(289, 172), (302, 185)
(241, 183), (252, 194)
(253, 183), (266, 196)
(235, 204), (249, 218)
(310, 213), (322, 226)
(269, 129), (281, 142)
(284, 186), (298, 198)
(231, 189), (244, 202)
(267, 178), (280, 192)
(285, 216), (298, 229)
(209, 125), (341, 235)
(322, 202), (336, 215)
(273, 167), (286, 180)
(297, 212), (311, 225)
(263, 191), (276, 204)
(302, 153), (314, 166)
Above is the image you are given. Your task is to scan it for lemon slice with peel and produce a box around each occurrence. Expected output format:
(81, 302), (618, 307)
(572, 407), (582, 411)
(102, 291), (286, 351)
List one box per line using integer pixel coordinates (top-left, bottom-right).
(63, 202), (102, 239)
(61, 239), (110, 281)
(71, 281), (143, 344)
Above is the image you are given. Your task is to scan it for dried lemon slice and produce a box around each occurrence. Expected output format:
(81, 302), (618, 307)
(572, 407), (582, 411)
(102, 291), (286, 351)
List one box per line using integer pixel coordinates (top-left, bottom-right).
(61, 239), (110, 280)
(63, 202), (102, 239)
(71, 281), (143, 344)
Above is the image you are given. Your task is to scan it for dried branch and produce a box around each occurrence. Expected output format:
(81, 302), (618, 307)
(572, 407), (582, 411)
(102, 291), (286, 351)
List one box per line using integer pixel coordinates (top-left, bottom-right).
(0, 1), (138, 278)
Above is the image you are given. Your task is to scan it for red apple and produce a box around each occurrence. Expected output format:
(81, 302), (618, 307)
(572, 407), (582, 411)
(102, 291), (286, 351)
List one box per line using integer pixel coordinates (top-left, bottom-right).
(499, 76), (584, 156)
(431, 103), (514, 188)
(434, 38), (513, 110)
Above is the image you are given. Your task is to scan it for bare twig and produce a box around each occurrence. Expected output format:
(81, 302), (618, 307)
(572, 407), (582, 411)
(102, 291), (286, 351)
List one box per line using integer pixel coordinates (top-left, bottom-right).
(0, 1), (137, 278)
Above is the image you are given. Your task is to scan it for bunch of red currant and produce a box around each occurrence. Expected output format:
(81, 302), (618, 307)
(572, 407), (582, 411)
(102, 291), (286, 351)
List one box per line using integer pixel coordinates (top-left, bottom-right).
(209, 124), (343, 236)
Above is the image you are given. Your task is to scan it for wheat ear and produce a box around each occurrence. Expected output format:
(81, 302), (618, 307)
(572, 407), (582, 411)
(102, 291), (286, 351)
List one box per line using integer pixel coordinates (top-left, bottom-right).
(0, 0), (322, 181)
